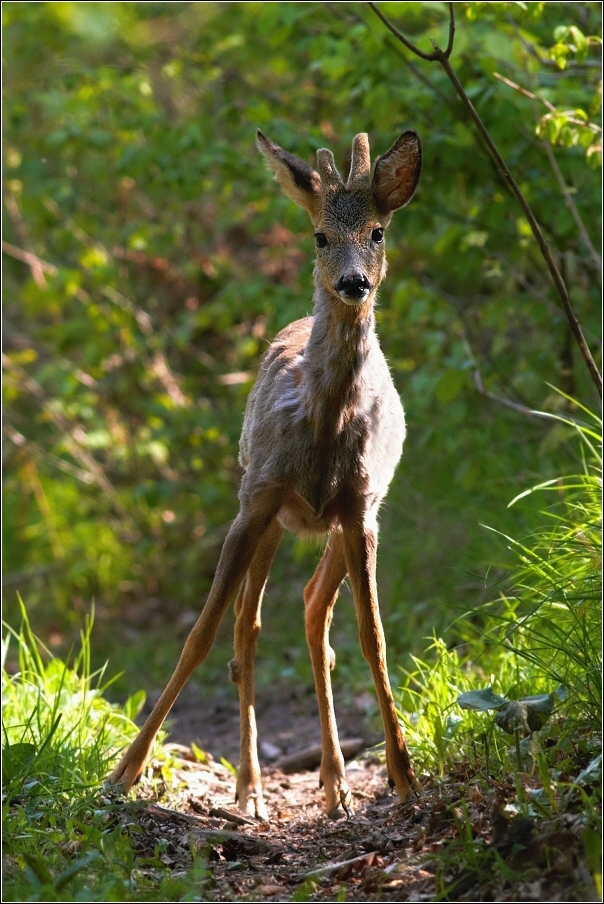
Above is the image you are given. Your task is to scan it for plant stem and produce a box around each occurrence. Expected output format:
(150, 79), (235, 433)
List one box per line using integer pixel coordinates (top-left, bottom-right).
(514, 727), (523, 772)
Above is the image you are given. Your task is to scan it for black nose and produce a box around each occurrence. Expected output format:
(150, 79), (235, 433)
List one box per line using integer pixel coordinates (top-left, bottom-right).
(336, 272), (370, 299)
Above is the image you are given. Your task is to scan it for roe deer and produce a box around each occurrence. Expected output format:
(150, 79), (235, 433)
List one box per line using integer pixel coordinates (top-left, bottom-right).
(109, 129), (422, 820)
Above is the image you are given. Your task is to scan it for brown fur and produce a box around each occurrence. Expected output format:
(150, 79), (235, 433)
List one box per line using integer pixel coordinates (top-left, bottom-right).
(109, 129), (422, 820)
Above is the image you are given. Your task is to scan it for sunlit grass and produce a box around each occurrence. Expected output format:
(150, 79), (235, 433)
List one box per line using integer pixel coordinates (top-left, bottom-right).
(2, 601), (205, 902)
(395, 405), (602, 899)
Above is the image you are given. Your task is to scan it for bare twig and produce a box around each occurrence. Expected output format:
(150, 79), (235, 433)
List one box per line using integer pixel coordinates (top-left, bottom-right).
(3, 195), (48, 287)
(207, 806), (257, 826)
(493, 71), (554, 109)
(493, 72), (602, 131)
(457, 332), (581, 424)
(368, 0), (454, 60)
(2, 240), (57, 277)
(368, 2), (602, 399)
(542, 140), (602, 277)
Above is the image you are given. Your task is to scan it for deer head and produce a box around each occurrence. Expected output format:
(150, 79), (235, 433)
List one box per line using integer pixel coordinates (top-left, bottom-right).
(256, 130), (422, 305)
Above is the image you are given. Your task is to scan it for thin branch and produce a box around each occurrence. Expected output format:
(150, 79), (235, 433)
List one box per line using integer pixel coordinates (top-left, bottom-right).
(541, 140), (602, 277)
(368, 1), (602, 400)
(2, 240), (58, 277)
(3, 195), (48, 287)
(457, 331), (585, 426)
(493, 71), (554, 109)
(4, 422), (97, 486)
(368, 1), (455, 61)
(421, 275), (547, 415)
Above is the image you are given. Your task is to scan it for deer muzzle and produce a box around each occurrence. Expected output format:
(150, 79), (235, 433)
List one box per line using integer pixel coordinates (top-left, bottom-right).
(335, 272), (371, 303)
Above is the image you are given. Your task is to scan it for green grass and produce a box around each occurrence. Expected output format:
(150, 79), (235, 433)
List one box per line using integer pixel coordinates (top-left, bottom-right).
(395, 405), (602, 898)
(2, 601), (206, 902)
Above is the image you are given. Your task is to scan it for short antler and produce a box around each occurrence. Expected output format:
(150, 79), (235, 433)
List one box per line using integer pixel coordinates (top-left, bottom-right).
(316, 148), (343, 192)
(346, 133), (371, 188)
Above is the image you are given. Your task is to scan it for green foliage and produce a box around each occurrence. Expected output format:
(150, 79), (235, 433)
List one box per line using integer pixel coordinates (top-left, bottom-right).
(397, 408), (601, 783)
(2, 597), (141, 795)
(477, 408), (602, 726)
(396, 635), (517, 776)
(2, 603), (206, 902)
(3, 6), (600, 899)
(2, 3), (601, 680)
(396, 410), (601, 898)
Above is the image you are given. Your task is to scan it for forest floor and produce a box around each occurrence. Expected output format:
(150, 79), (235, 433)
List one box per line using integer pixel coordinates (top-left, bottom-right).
(112, 685), (599, 902)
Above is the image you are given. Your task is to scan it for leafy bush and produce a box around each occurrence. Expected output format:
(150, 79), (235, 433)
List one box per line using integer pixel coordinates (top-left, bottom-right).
(398, 405), (602, 777)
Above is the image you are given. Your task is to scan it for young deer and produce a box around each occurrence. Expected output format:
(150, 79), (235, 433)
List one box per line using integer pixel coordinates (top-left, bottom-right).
(109, 129), (422, 820)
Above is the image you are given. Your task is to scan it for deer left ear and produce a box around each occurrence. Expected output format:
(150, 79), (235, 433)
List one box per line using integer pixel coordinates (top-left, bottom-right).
(372, 131), (422, 214)
(256, 130), (322, 222)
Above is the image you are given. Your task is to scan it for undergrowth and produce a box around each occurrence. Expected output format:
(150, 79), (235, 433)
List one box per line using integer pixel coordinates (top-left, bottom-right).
(3, 408), (601, 902)
(2, 602), (203, 902)
(396, 405), (602, 899)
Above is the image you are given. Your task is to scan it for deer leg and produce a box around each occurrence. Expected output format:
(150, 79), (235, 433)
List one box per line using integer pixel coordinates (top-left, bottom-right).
(228, 519), (283, 820)
(108, 494), (281, 792)
(304, 532), (352, 820)
(342, 520), (420, 802)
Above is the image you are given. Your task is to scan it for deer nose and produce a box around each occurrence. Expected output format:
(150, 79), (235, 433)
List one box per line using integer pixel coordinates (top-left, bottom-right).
(336, 272), (370, 300)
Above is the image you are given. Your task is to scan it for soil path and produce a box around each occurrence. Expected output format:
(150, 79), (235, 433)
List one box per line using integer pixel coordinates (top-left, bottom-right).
(118, 685), (595, 902)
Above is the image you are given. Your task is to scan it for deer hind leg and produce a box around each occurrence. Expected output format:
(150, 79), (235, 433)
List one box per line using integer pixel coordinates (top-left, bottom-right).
(342, 520), (420, 803)
(108, 494), (281, 793)
(228, 519), (283, 820)
(304, 531), (352, 820)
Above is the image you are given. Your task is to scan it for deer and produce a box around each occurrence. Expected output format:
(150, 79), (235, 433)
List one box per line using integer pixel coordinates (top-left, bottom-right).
(109, 128), (422, 820)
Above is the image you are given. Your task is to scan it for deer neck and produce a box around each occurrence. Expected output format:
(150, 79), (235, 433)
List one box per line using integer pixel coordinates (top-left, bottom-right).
(302, 283), (377, 441)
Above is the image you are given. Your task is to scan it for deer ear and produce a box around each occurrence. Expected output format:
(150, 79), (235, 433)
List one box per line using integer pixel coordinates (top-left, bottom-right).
(256, 130), (322, 222)
(372, 131), (422, 214)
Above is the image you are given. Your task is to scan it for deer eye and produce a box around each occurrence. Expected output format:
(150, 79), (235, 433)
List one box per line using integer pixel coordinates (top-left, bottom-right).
(314, 232), (328, 249)
(371, 227), (384, 243)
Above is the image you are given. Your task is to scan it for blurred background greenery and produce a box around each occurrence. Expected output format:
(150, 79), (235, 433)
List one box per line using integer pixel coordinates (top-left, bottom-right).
(2, 1), (601, 698)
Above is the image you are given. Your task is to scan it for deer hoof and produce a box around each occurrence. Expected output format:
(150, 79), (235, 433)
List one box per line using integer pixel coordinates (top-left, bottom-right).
(236, 785), (269, 821)
(107, 760), (143, 794)
(326, 784), (354, 820)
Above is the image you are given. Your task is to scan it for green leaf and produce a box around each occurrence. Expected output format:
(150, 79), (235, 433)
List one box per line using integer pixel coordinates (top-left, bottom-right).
(122, 688), (146, 720)
(494, 693), (556, 734)
(23, 853), (52, 886)
(568, 26), (588, 62)
(574, 754), (602, 786)
(54, 852), (101, 891)
(435, 369), (466, 405)
(2, 741), (37, 782)
(457, 688), (507, 711)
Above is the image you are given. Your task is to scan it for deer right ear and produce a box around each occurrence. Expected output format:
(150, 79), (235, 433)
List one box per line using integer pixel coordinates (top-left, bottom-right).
(256, 130), (322, 222)
(372, 131), (422, 215)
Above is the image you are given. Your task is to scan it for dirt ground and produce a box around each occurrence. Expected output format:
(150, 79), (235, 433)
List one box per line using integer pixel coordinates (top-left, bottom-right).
(114, 685), (599, 902)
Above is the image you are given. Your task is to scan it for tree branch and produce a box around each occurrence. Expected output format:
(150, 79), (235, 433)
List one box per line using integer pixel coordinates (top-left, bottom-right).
(368, 2), (602, 400)
(368, 0), (455, 61)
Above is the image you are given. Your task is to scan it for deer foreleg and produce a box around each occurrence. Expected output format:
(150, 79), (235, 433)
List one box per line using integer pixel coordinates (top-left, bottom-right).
(304, 532), (351, 819)
(342, 520), (420, 802)
(108, 493), (282, 792)
(228, 519), (283, 820)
